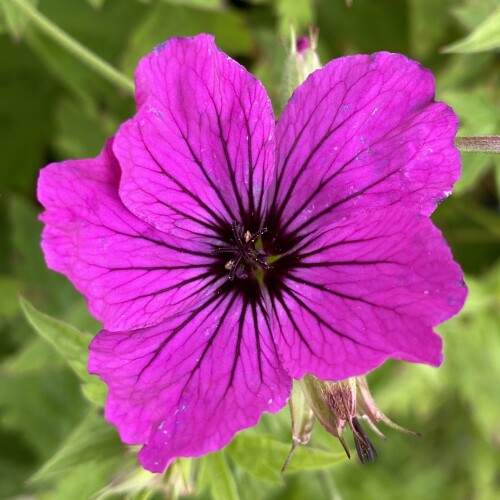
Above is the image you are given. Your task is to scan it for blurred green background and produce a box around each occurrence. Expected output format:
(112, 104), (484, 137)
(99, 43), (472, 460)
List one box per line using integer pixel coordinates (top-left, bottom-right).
(0, 0), (499, 499)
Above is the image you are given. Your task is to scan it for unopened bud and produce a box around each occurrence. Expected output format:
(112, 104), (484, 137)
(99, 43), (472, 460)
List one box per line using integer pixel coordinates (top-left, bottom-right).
(282, 381), (315, 473)
(280, 26), (322, 108)
(294, 374), (416, 466)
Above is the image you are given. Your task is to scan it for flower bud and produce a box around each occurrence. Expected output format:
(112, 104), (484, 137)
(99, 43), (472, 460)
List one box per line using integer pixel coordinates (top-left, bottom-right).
(282, 381), (316, 473)
(280, 27), (322, 107)
(295, 374), (416, 465)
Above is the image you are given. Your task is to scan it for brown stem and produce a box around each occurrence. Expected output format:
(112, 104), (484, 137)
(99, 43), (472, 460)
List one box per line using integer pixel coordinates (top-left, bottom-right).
(454, 136), (500, 154)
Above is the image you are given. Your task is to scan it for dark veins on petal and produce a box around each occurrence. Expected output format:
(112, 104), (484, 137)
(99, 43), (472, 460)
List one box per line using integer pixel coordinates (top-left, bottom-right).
(129, 113), (398, 390)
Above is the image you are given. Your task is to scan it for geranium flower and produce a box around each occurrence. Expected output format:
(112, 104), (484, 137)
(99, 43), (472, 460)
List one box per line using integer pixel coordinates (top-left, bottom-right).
(38, 34), (466, 472)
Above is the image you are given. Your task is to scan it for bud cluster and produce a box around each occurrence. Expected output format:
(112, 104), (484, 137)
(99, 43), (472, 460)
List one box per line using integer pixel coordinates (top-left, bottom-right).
(284, 375), (417, 468)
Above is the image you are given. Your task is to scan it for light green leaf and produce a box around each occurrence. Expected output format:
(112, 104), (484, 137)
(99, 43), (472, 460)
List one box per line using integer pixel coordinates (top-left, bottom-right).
(226, 432), (344, 483)
(285, 444), (345, 473)
(46, 459), (120, 500)
(443, 6), (500, 53)
(81, 378), (108, 407)
(20, 297), (92, 380)
(31, 411), (123, 482)
(451, 0), (500, 31)
(19, 297), (107, 406)
(199, 452), (240, 500)
(3, 338), (65, 375)
(93, 461), (167, 499)
(0, 0), (37, 39)
(159, 0), (223, 10)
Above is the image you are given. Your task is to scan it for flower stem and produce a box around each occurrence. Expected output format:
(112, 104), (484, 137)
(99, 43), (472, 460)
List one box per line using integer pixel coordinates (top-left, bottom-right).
(12, 0), (134, 95)
(454, 136), (500, 154)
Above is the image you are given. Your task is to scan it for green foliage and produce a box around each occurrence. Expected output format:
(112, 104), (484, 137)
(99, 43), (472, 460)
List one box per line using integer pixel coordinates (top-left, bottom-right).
(0, 0), (499, 498)
(226, 432), (344, 483)
(31, 411), (123, 482)
(0, 0), (38, 39)
(199, 453), (240, 500)
(121, 2), (253, 76)
(20, 298), (90, 377)
(443, 5), (500, 53)
(20, 297), (108, 405)
(160, 0), (224, 10)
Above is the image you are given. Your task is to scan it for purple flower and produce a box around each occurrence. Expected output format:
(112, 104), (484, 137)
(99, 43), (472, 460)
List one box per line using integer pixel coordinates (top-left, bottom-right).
(38, 34), (466, 472)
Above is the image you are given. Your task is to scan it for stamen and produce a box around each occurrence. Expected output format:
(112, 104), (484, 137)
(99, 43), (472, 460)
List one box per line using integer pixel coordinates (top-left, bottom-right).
(214, 222), (272, 280)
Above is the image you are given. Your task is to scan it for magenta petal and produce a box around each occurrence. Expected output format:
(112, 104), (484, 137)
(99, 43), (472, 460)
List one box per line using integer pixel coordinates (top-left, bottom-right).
(89, 294), (291, 472)
(271, 207), (467, 380)
(115, 34), (275, 237)
(273, 52), (460, 235)
(38, 141), (219, 331)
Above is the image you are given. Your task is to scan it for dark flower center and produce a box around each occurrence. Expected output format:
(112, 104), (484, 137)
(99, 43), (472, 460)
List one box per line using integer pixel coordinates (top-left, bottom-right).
(213, 221), (271, 281)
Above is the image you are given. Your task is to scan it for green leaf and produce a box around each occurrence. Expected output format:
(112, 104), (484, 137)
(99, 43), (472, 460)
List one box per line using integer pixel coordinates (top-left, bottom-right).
(3, 338), (65, 375)
(80, 377), (108, 407)
(19, 296), (92, 381)
(86, 0), (106, 9)
(451, 0), (500, 31)
(31, 411), (123, 482)
(47, 460), (121, 500)
(0, 0), (38, 39)
(121, 3), (253, 76)
(443, 6), (500, 53)
(199, 452), (240, 500)
(19, 297), (107, 406)
(25, 28), (112, 106)
(285, 445), (345, 473)
(226, 432), (344, 483)
(92, 461), (168, 499)
(159, 0), (223, 10)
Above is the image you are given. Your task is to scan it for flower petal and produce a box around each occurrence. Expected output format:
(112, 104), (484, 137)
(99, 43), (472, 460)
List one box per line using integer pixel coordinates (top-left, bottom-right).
(115, 34), (275, 238)
(269, 207), (467, 380)
(272, 52), (460, 237)
(89, 290), (291, 472)
(38, 141), (218, 331)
